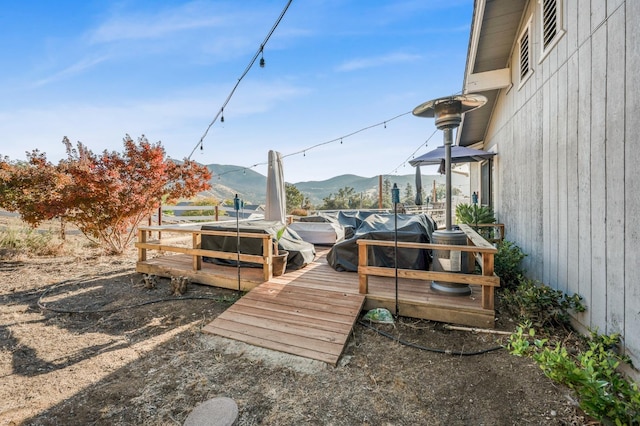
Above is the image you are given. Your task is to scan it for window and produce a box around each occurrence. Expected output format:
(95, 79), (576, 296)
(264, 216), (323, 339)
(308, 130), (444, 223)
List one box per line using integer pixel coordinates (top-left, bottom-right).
(542, 0), (558, 48)
(539, 0), (565, 59)
(481, 160), (492, 207)
(518, 17), (533, 86)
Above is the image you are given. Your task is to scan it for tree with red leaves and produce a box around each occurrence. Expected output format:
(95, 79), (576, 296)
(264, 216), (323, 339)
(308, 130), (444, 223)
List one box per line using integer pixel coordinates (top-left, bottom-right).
(0, 135), (211, 253)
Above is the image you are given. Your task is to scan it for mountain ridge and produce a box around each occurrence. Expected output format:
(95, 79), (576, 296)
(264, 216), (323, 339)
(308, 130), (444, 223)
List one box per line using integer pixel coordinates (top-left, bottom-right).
(202, 163), (468, 205)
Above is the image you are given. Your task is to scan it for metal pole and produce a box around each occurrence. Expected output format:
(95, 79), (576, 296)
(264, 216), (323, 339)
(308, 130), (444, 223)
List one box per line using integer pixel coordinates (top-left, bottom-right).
(234, 194), (241, 292)
(391, 183), (400, 317)
(444, 127), (453, 231)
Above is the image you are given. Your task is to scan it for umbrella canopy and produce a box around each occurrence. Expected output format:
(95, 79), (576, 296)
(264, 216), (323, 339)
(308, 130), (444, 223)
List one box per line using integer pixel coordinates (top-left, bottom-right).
(265, 150), (286, 223)
(414, 164), (423, 206)
(409, 145), (496, 166)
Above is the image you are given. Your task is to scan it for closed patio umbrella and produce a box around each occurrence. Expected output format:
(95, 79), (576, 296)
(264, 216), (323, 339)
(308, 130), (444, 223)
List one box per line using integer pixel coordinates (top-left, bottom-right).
(265, 150), (286, 224)
(414, 164), (423, 205)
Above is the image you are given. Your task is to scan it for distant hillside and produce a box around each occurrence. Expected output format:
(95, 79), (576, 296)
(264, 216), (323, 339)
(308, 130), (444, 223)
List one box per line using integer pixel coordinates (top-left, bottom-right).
(201, 163), (469, 205)
(203, 164), (267, 204)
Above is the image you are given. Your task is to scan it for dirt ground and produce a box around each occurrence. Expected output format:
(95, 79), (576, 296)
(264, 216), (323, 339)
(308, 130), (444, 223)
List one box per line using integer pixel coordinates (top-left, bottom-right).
(0, 216), (594, 425)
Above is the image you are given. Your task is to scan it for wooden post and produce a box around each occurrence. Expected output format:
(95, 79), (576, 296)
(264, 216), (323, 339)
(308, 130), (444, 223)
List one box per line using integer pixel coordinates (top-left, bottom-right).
(263, 235), (273, 281)
(138, 229), (147, 262)
(481, 252), (495, 310)
(358, 241), (368, 294)
(215, 205), (219, 222)
(157, 206), (162, 241)
(192, 232), (202, 271)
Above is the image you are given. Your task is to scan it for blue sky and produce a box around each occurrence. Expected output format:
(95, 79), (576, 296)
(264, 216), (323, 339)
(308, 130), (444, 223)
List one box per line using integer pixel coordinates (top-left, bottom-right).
(0, 0), (473, 183)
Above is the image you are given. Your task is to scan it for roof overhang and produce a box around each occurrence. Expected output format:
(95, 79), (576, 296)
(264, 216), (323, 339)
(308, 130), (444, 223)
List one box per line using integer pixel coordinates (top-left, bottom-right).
(457, 0), (527, 147)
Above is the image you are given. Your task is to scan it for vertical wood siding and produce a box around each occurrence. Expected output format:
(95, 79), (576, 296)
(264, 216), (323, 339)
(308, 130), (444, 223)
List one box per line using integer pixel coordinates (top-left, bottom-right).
(482, 1), (639, 366)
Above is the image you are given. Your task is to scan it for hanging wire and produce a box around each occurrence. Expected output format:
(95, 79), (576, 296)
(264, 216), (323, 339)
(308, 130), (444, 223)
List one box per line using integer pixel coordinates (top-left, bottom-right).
(385, 128), (438, 176)
(187, 0), (294, 159)
(281, 111), (411, 160)
(211, 110), (412, 179)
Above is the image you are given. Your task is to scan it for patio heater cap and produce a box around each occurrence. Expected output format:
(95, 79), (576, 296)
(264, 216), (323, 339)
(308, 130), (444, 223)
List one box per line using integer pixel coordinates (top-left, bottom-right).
(413, 94), (487, 129)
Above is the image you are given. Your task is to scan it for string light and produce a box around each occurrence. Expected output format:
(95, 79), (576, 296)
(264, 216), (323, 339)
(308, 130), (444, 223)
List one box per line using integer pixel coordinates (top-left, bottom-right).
(187, 0), (293, 159)
(211, 110), (412, 179)
(386, 128), (438, 175)
(220, 107), (224, 123)
(260, 47), (265, 68)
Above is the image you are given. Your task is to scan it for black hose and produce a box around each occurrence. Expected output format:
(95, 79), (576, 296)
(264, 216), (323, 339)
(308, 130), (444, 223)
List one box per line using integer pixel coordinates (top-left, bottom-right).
(38, 295), (231, 314)
(357, 320), (504, 356)
(36, 275), (236, 314)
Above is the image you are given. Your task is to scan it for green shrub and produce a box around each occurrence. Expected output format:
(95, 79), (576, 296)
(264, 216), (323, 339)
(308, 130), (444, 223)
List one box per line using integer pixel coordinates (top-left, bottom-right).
(509, 327), (640, 424)
(501, 277), (585, 329)
(455, 203), (496, 225)
(494, 240), (526, 288)
(455, 203), (496, 240)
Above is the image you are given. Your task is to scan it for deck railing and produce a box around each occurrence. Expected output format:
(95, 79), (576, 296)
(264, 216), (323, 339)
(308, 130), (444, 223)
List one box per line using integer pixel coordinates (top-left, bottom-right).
(136, 226), (274, 281)
(356, 224), (499, 310)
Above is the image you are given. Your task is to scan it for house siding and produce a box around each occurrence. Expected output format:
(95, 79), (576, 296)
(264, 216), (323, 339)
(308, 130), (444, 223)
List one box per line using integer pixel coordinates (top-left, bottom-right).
(480, 1), (639, 367)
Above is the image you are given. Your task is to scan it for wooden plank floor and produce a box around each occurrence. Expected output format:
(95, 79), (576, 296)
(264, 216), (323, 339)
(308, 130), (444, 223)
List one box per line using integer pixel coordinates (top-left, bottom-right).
(202, 252), (365, 365)
(144, 249), (495, 364)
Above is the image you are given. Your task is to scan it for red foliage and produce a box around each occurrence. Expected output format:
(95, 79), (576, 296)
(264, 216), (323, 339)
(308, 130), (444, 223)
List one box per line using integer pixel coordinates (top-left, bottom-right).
(0, 135), (211, 253)
(0, 151), (70, 228)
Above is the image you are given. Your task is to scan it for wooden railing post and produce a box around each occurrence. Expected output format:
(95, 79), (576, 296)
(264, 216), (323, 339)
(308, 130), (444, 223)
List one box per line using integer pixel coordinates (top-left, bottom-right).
(263, 235), (273, 281)
(192, 232), (202, 271)
(358, 241), (368, 294)
(138, 229), (147, 262)
(481, 251), (495, 310)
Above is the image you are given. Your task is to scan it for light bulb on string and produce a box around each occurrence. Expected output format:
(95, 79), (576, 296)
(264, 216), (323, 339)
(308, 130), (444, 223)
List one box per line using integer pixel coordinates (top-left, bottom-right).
(340, 138), (343, 144)
(220, 107), (224, 123)
(384, 122), (387, 129)
(259, 47), (265, 68)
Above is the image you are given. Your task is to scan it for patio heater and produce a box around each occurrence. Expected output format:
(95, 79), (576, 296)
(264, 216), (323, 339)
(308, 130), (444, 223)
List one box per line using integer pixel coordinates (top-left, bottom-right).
(412, 94), (487, 295)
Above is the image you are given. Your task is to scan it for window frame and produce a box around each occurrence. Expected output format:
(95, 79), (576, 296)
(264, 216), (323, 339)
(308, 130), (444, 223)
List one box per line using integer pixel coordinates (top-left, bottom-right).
(538, 0), (565, 62)
(517, 16), (534, 89)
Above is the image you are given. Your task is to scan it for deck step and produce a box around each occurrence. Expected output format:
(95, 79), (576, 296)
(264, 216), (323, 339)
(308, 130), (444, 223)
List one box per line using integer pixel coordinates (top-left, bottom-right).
(203, 282), (365, 366)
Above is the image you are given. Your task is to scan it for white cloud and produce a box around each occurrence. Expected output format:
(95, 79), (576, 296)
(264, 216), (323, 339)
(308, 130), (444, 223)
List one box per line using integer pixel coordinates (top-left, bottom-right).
(30, 55), (110, 88)
(88, 2), (227, 44)
(335, 52), (422, 72)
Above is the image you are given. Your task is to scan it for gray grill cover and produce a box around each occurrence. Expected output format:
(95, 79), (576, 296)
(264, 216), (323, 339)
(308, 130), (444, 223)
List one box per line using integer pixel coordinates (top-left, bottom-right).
(201, 220), (315, 271)
(326, 213), (436, 272)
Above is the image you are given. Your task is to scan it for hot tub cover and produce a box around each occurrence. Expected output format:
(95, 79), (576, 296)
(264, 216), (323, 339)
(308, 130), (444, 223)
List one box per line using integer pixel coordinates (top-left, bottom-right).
(201, 220), (315, 271)
(326, 212), (436, 272)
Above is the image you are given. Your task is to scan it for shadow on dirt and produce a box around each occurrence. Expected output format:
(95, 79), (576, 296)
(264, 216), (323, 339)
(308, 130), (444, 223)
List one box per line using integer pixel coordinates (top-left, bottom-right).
(0, 270), (238, 379)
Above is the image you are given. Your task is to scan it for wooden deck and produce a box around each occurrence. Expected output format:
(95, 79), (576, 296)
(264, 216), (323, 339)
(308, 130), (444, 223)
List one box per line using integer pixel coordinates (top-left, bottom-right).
(136, 225), (499, 365)
(202, 274), (365, 365)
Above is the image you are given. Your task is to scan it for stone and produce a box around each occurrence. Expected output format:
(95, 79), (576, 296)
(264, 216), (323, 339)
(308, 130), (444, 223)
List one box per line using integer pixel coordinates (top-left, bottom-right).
(183, 397), (238, 426)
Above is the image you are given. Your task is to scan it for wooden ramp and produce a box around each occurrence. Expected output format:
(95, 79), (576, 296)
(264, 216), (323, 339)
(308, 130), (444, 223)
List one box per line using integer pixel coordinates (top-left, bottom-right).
(202, 254), (365, 366)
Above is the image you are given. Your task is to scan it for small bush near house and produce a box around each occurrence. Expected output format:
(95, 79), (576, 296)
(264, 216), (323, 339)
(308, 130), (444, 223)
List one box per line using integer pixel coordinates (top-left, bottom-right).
(508, 326), (640, 425)
(494, 240), (526, 288)
(455, 203), (496, 240)
(455, 203), (496, 225)
(501, 277), (585, 329)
